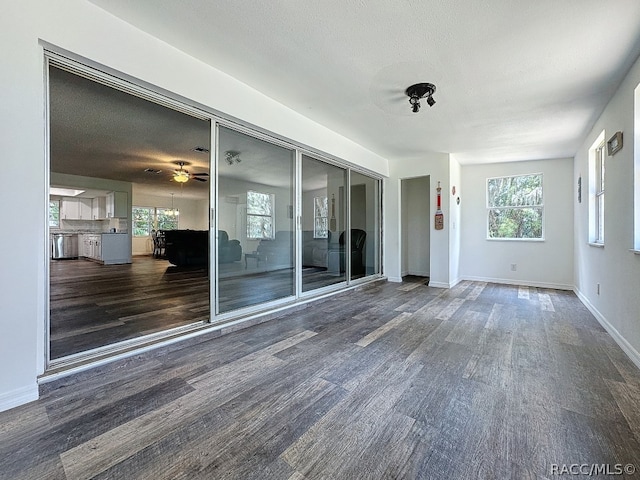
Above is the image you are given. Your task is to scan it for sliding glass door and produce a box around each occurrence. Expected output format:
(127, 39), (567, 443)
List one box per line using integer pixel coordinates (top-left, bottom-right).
(350, 171), (381, 280)
(301, 155), (348, 292)
(47, 60), (211, 361)
(216, 126), (295, 313)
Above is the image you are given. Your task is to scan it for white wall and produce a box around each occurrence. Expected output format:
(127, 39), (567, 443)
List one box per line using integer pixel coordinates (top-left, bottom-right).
(459, 158), (574, 289)
(574, 50), (640, 368)
(0, 0), (388, 412)
(385, 153), (452, 286)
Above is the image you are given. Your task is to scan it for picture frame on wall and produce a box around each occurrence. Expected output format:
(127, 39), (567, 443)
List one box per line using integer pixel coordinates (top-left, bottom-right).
(607, 131), (623, 156)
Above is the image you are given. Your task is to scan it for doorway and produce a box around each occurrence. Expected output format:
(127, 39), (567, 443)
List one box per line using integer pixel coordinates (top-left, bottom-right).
(401, 176), (430, 280)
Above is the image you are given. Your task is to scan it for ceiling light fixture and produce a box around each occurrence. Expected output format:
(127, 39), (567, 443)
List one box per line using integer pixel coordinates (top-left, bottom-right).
(405, 83), (436, 113)
(225, 151), (241, 165)
(173, 161), (190, 183)
(173, 170), (189, 183)
(167, 193), (179, 216)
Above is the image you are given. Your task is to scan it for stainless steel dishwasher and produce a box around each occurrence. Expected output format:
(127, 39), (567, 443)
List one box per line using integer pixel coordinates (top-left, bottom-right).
(51, 233), (79, 259)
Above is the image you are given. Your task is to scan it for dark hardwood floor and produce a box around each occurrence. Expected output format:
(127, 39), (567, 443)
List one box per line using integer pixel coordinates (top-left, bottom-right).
(49, 257), (210, 359)
(50, 257), (345, 358)
(8, 279), (640, 479)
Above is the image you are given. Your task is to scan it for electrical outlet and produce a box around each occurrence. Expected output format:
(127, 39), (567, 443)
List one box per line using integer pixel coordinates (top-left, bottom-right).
(510, 263), (517, 271)
(597, 283), (600, 295)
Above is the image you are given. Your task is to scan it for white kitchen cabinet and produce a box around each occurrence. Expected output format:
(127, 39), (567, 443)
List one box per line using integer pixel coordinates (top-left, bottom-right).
(78, 234), (87, 257)
(80, 234), (100, 260)
(78, 198), (92, 219)
(80, 233), (130, 264)
(92, 196), (106, 219)
(60, 197), (78, 220)
(89, 234), (101, 260)
(106, 191), (128, 218)
(60, 197), (92, 220)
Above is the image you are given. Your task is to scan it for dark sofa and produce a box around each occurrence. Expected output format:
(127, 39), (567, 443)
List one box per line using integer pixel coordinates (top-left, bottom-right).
(164, 229), (241, 267)
(328, 229), (367, 275)
(217, 230), (242, 263)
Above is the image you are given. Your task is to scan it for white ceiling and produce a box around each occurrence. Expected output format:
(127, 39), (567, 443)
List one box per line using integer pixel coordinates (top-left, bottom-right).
(87, 0), (640, 165)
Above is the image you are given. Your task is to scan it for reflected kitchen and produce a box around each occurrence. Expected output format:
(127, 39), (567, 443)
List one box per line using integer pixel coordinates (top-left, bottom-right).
(49, 187), (131, 265)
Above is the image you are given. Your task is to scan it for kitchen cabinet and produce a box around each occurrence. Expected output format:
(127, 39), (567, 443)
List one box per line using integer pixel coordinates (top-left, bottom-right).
(79, 234), (101, 260)
(92, 196), (106, 220)
(101, 234), (130, 264)
(86, 234), (101, 260)
(60, 197), (92, 220)
(79, 233), (130, 264)
(106, 191), (128, 218)
(78, 234), (88, 257)
(60, 198), (76, 219)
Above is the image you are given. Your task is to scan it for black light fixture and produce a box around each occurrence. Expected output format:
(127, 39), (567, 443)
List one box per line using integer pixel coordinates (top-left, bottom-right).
(405, 83), (436, 113)
(225, 150), (241, 165)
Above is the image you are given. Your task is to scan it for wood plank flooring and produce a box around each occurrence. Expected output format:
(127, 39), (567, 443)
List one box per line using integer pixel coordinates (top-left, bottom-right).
(50, 257), (343, 359)
(49, 257), (210, 359)
(7, 279), (640, 479)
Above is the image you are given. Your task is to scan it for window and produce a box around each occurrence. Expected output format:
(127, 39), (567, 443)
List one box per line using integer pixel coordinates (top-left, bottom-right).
(133, 207), (154, 236)
(133, 206), (178, 236)
(157, 208), (179, 231)
(634, 83), (640, 250)
(313, 196), (328, 238)
(594, 143), (605, 244)
(247, 190), (274, 239)
(49, 200), (60, 228)
(588, 132), (606, 246)
(487, 173), (543, 239)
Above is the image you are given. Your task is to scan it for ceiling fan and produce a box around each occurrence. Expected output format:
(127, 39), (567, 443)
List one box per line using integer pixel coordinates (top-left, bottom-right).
(172, 161), (209, 183)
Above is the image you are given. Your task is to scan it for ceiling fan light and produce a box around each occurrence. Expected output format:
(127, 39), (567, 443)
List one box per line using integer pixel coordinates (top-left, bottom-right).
(173, 171), (189, 183)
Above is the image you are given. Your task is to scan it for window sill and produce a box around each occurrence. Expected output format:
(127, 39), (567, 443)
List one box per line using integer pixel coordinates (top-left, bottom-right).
(486, 237), (545, 242)
(588, 242), (604, 248)
(630, 249), (640, 255)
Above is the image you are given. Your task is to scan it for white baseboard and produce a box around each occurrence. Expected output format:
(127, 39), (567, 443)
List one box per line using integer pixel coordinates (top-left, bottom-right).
(387, 276), (403, 283)
(574, 288), (640, 371)
(428, 281), (449, 288)
(0, 384), (39, 413)
(461, 276), (574, 291)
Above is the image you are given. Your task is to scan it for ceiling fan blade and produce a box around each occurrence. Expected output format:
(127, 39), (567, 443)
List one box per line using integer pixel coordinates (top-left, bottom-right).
(192, 172), (209, 177)
(192, 176), (208, 182)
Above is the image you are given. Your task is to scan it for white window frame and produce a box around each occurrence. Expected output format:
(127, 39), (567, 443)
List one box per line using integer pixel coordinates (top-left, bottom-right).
(156, 207), (180, 231)
(588, 131), (606, 246)
(486, 173), (544, 240)
(633, 83), (640, 252)
(595, 143), (605, 245)
(132, 206), (179, 237)
(132, 206), (154, 237)
(313, 196), (328, 238)
(246, 190), (275, 240)
(49, 199), (60, 228)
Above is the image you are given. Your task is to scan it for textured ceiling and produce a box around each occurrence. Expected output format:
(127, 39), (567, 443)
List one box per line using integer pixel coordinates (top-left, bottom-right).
(88, 0), (640, 165)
